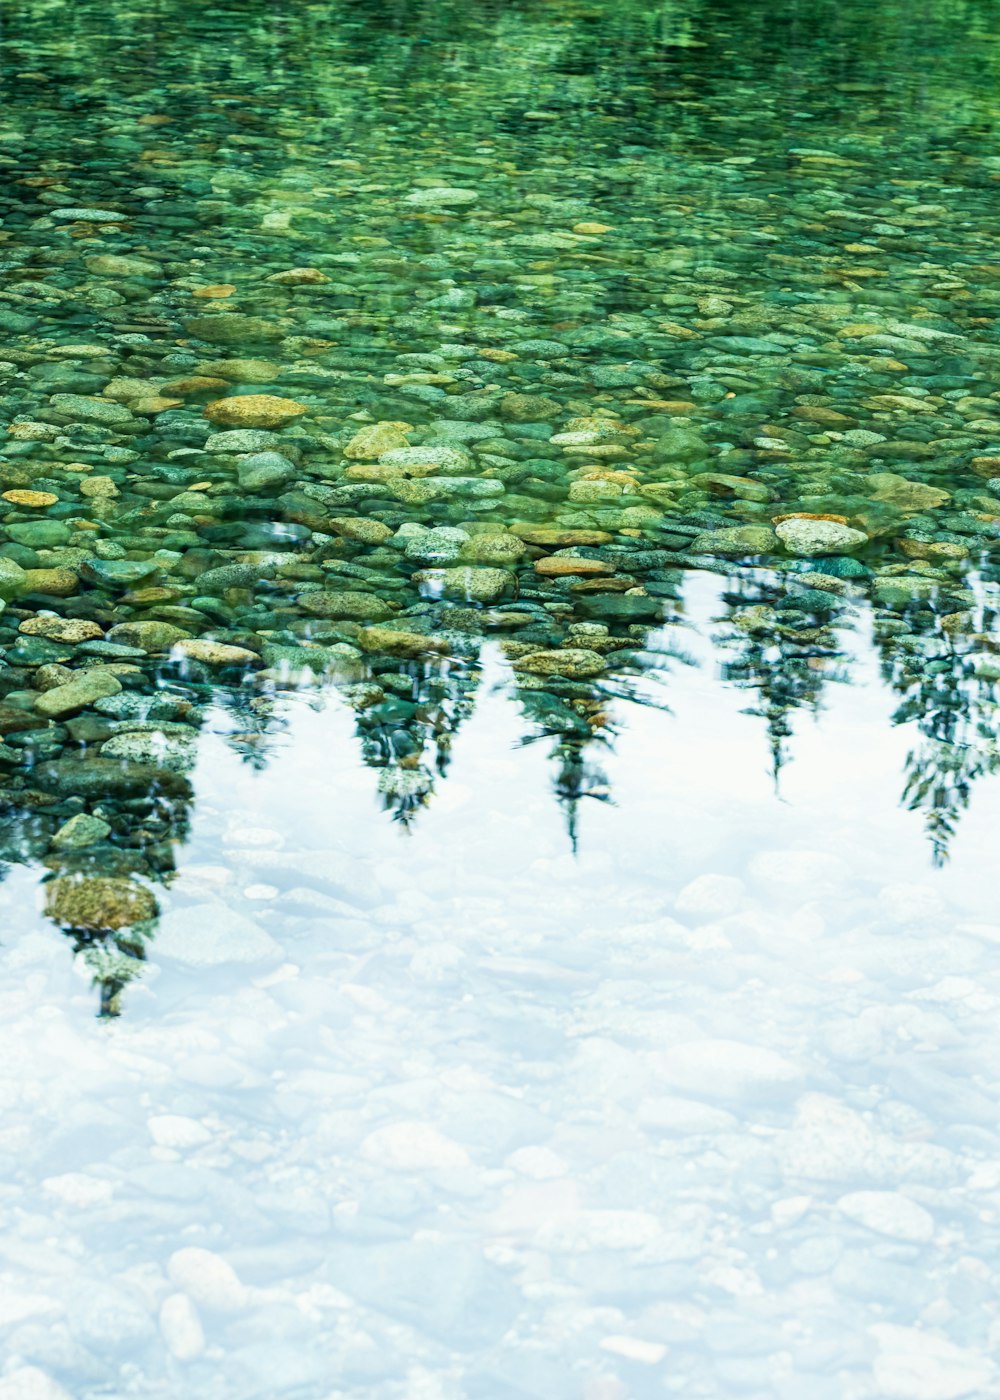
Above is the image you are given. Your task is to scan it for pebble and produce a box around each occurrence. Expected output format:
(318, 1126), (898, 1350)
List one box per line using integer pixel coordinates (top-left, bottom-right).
(361, 1122), (471, 1169)
(0, 1370), (74, 1400)
(159, 1293), (206, 1361)
(204, 394), (308, 428)
(775, 518), (869, 556)
(870, 1325), (995, 1400)
(837, 1191), (935, 1242)
(167, 1247), (248, 1313)
(174, 639), (260, 666)
(44, 876), (157, 931)
(655, 1040), (803, 1102)
(153, 905), (280, 966)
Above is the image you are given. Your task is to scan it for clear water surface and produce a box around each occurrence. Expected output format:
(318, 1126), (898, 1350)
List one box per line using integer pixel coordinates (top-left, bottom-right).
(1, 1), (1000, 1396)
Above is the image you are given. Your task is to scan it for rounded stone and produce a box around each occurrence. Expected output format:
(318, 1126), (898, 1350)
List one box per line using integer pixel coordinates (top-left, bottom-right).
(298, 590), (395, 621)
(19, 617), (104, 643)
(2, 490), (58, 508)
(44, 876), (158, 931)
(775, 518), (869, 556)
(412, 566), (514, 603)
(513, 648), (608, 679)
(174, 639), (260, 666)
(204, 395), (307, 429)
(107, 621), (190, 652)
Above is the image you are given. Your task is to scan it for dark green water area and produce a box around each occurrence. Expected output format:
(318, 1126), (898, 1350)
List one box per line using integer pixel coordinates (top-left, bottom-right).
(2, 1), (1000, 1395)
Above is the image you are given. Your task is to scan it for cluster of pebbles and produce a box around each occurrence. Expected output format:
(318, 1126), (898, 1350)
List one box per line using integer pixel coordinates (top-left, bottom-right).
(1, 0), (999, 999)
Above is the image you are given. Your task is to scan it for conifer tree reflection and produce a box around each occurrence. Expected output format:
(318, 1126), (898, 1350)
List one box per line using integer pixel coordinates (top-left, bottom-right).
(876, 594), (1000, 865)
(713, 572), (851, 783)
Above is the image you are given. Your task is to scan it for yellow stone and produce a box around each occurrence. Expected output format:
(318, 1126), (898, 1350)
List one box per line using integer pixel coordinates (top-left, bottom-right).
(343, 422), (412, 460)
(23, 568), (78, 596)
(132, 395), (182, 414)
(204, 394), (307, 429)
(534, 557), (616, 578)
(2, 489), (57, 507)
(79, 476), (120, 499)
(160, 375), (229, 395)
(193, 284), (237, 298)
(573, 222), (614, 234)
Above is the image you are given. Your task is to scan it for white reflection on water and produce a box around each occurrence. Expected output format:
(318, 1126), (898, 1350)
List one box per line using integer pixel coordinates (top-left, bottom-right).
(2, 574), (1000, 1399)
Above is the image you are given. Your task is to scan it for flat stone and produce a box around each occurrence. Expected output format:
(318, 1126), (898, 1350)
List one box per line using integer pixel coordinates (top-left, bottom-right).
(79, 558), (159, 587)
(266, 266), (328, 284)
(657, 1039), (803, 1102)
(870, 1325), (994, 1400)
(534, 557), (616, 577)
(328, 517), (394, 545)
(865, 472), (951, 511)
(2, 490), (58, 507)
(48, 394), (135, 426)
(101, 729), (197, 772)
(357, 627), (450, 658)
(204, 429), (284, 454)
(50, 812), (113, 849)
(299, 590), (394, 621)
(775, 518), (869, 556)
(412, 566), (514, 603)
(34, 670), (122, 717)
(107, 621), (190, 652)
(404, 186), (479, 206)
(838, 1191), (935, 1243)
(174, 639), (260, 666)
(204, 394), (307, 429)
(186, 315), (284, 344)
(19, 617), (104, 643)
(691, 525), (778, 556)
(513, 647), (607, 678)
(44, 875), (157, 931)
(23, 568), (78, 596)
(6, 521), (71, 547)
(86, 253), (162, 277)
(343, 422), (412, 459)
(197, 358), (284, 382)
(154, 906), (280, 967)
(51, 207), (125, 222)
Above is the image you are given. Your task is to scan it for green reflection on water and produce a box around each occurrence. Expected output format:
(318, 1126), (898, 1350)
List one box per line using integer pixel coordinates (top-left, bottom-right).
(1, 0), (1000, 1008)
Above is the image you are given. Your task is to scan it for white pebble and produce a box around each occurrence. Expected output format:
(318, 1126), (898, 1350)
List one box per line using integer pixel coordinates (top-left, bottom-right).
(674, 873), (744, 918)
(148, 1115), (213, 1149)
(870, 1324), (995, 1399)
(160, 1292), (205, 1361)
(655, 1039), (802, 1102)
(41, 1173), (113, 1207)
(361, 1121), (470, 1170)
(243, 884), (279, 900)
(838, 1191), (935, 1243)
(600, 1335), (667, 1364)
(154, 905), (280, 968)
(167, 1247), (247, 1313)
(505, 1146), (568, 1179)
(0, 1369), (74, 1400)
(537, 1210), (662, 1252)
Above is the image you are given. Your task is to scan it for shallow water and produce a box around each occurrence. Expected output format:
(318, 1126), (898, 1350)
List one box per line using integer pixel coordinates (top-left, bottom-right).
(3, 0), (1000, 1395)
